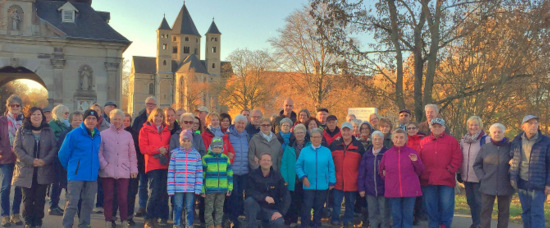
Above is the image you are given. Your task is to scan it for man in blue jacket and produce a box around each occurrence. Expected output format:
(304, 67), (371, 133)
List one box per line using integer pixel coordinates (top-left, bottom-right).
(58, 109), (101, 228)
(510, 115), (550, 228)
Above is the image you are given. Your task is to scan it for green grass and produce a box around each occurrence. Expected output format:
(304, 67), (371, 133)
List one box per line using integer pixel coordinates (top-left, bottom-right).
(455, 192), (550, 226)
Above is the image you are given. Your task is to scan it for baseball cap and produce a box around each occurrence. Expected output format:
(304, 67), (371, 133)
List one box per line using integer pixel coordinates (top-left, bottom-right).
(430, 117), (446, 127)
(522, 115), (539, 125)
(326, 115), (337, 121)
(341, 122), (353, 130)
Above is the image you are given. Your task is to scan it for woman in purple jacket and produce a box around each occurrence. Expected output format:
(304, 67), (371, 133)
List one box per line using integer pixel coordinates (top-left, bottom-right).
(98, 109), (138, 228)
(358, 131), (390, 228)
(379, 129), (424, 228)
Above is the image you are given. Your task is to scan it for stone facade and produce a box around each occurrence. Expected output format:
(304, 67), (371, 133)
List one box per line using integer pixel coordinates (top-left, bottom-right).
(128, 3), (228, 116)
(0, 0), (130, 111)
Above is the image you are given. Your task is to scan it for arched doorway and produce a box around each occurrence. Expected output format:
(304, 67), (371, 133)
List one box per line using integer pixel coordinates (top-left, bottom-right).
(0, 66), (48, 114)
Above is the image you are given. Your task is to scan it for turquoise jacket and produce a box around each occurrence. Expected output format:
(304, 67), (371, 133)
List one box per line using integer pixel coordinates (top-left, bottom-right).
(295, 145), (336, 190)
(58, 122), (101, 181)
(281, 141), (310, 191)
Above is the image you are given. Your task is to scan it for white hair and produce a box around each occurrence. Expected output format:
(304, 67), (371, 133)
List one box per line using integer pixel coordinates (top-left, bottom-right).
(234, 114), (248, 124)
(489, 123), (505, 132)
(309, 128), (323, 137)
(145, 96), (157, 103)
(424, 104), (439, 113)
(371, 130), (384, 139)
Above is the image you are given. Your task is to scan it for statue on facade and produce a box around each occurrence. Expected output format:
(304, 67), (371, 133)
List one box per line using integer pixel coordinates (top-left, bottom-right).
(79, 65), (93, 90)
(10, 8), (22, 31)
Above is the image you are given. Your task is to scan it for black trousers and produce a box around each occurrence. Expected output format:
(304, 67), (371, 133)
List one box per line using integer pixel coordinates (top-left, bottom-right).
(22, 175), (48, 226)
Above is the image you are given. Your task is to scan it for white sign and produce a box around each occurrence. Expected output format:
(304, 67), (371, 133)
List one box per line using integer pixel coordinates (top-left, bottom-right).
(347, 107), (377, 122)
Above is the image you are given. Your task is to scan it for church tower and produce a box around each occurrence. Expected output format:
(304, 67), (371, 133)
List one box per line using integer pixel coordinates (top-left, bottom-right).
(171, 3), (201, 62)
(156, 16), (174, 107)
(205, 20), (221, 75)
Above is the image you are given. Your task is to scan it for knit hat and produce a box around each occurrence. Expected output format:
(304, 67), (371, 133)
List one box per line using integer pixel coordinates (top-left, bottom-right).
(83, 109), (99, 120)
(211, 136), (224, 148)
(179, 129), (193, 141)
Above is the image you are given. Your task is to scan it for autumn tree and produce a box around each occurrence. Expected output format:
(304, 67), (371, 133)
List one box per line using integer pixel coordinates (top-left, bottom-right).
(219, 49), (278, 114)
(269, 6), (340, 109)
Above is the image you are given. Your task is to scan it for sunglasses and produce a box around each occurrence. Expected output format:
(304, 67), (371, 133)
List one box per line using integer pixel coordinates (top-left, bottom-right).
(182, 121), (193, 124)
(260, 124), (271, 127)
(10, 104), (20, 108)
(407, 127), (418, 130)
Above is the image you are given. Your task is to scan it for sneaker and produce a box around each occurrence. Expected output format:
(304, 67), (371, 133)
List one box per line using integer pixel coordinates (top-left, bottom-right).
(173, 225), (182, 228)
(10, 214), (22, 225)
(121, 221), (129, 228)
(105, 221), (113, 228)
(48, 207), (64, 216)
(93, 207), (104, 213)
(158, 219), (168, 226)
(127, 219), (136, 226)
(134, 208), (146, 218)
(1, 216), (9, 227)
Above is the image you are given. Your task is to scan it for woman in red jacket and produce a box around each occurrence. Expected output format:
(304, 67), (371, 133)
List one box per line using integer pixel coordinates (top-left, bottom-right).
(138, 108), (171, 228)
(201, 112), (235, 163)
(418, 118), (463, 228)
(406, 122), (424, 153)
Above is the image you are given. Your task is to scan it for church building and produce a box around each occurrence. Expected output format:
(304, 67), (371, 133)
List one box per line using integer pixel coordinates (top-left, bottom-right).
(128, 3), (229, 115)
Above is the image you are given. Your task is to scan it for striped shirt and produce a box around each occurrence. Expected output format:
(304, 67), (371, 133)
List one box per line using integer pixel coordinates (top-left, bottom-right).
(167, 147), (203, 195)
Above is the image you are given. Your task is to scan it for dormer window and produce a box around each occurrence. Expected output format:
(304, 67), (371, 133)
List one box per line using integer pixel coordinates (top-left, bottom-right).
(58, 2), (78, 23)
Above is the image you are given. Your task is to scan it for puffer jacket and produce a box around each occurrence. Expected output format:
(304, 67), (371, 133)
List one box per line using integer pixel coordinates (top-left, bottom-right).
(358, 146), (388, 196)
(58, 122), (101, 181)
(380, 146), (424, 198)
(295, 145), (336, 190)
(473, 139), (514, 196)
(201, 128), (235, 163)
(167, 147), (203, 195)
(202, 150), (233, 193)
(509, 130), (550, 190)
(330, 137), (364, 191)
(48, 119), (69, 140)
(460, 132), (488, 183)
(227, 125), (249, 175)
(169, 129), (207, 156)
(419, 132), (463, 187)
(138, 122), (171, 173)
(98, 124), (138, 179)
(406, 134), (424, 153)
(12, 127), (57, 188)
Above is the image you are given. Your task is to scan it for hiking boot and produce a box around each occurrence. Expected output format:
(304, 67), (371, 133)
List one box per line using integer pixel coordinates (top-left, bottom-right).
(127, 218), (136, 226)
(48, 207), (64, 216)
(9, 214), (22, 225)
(158, 219), (168, 226)
(1, 216), (10, 227)
(105, 221), (114, 228)
(121, 221), (129, 228)
(134, 208), (146, 218)
(93, 207), (104, 213)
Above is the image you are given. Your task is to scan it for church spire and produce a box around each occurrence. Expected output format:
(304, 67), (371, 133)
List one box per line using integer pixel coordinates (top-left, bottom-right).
(171, 4), (200, 36)
(206, 20), (221, 34)
(158, 15), (171, 30)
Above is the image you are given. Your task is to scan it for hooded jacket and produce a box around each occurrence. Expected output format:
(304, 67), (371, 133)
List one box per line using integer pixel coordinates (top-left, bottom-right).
(201, 128), (235, 163)
(98, 124), (138, 179)
(58, 122), (101, 181)
(358, 146), (388, 197)
(227, 125), (249, 175)
(380, 146), (424, 198)
(138, 122), (171, 173)
(167, 147), (203, 195)
(419, 132), (462, 187)
(202, 150), (233, 194)
(330, 137), (364, 191)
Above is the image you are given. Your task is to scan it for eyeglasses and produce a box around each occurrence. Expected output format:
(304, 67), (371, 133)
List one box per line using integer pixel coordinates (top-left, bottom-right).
(182, 121), (193, 124)
(64, 112), (69, 115)
(260, 124), (271, 127)
(10, 104), (20, 108)
(407, 127), (418, 130)
(146, 103), (157, 107)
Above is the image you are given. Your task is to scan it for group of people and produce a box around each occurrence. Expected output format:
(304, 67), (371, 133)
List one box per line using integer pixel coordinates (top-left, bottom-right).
(0, 94), (548, 228)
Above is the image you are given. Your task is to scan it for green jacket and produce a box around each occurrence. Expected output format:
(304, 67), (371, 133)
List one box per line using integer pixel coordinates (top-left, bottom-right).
(49, 119), (69, 141)
(202, 150), (233, 194)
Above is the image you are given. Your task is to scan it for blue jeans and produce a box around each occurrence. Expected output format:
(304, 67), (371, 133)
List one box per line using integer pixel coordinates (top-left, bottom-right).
(464, 182), (481, 226)
(422, 185), (455, 228)
(331, 189), (356, 225)
(226, 174), (247, 224)
(301, 190), (327, 228)
(517, 188), (546, 228)
(0, 164), (21, 216)
(173, 192), (195, 226)
(389, 197), (415, 228)
(145, 169), (168, 220)
(138, 171), (148, 209)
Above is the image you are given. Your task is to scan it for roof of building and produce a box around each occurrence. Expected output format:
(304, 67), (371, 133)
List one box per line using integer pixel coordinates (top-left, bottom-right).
(35, 1), (130, 44)
(177, 54), (208, 74)
(172, 4), (201, 36)
(132, 56), (157, 74)
(158, 16), (171, 30)
(206, 21), (221, 34)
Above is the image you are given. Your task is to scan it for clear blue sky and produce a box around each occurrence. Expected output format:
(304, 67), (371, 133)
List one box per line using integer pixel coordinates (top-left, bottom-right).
(92, 0), (310, 63)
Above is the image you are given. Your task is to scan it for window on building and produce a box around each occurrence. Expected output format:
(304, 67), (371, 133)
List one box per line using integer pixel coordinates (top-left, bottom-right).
(184, 46), (190, 54)
(173, 36), (176, 41)
(196, 38), (199, 43)
(212, 47), (216, 53)
(149, 83), (154, 95)
(194, 49), (198, 55)
(62, 10), (75, 23)
(163, 60), (166, 65)
(215, 38), (218, 41)
(173, 46), (177, 53)
(185, 37), (189, 41)
(212, 63), (215, 68)
(162, 44), (166, 50)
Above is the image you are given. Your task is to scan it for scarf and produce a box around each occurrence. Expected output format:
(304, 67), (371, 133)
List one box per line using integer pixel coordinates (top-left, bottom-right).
(208, 125), (225, 137)
(491, 137), (508, 146)
(372, 147), (382, 156)
(6, 112), (22, 146)
(281, 131), (291, 147)
(260, 131), (273, 142)
(463, 130), (485, 144)
(62, 119), (70, 127)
